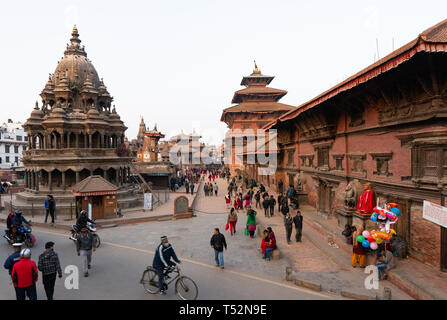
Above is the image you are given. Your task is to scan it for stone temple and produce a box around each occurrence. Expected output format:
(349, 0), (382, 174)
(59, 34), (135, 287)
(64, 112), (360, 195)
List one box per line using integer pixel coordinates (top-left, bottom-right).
(12, 26), (141, 215)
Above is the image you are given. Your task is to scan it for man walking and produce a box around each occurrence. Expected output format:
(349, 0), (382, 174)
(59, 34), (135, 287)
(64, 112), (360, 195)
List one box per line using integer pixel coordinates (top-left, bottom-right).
(185, 180), (190, 194)
(190, 181), (194, 195)
(214, 182), (218, 196)
(44, 195), (50, 223)
(11, 248), (38, 300)
(38, 242), (62, 300)
(284, 213), (293, 244)
(262, 196), (270, 217)
(268, 195), (276, 217)
(210, 228), (227, 269)
(76, 227), (95, 277)
(48, 195), (56, 225)
(293, 210), (303, 242)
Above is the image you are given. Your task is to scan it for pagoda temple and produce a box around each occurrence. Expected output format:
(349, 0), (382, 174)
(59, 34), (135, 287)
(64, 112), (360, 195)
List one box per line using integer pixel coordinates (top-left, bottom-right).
(12, 26), (141, 215)
(220, 62), (296, 176)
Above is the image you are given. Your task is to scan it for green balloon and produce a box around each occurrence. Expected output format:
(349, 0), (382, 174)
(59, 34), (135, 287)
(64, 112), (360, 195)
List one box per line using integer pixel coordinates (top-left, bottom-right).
(357, 235), (365, 243)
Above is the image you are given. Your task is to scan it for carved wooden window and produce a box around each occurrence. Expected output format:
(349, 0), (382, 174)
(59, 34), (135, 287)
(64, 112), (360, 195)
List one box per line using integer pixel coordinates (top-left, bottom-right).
(317, 147), (329, 169)
(287, 149), (295, 167)
(411, 144), (447, 185)
(300, 155), (306, 166)
(333, 154), (345, 171)
(308, 155), (314, 167)
(348, 154), (366, 175)
(370, 153), (393, 177)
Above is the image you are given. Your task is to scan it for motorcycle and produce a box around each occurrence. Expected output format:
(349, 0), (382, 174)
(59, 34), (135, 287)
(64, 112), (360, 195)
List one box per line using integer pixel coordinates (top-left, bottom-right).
(4, 225), (35, 248)
(69, 221), (100, 248)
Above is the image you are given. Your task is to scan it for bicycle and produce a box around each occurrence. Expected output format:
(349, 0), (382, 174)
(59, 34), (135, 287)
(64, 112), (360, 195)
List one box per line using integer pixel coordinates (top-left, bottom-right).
(140, 265), (198, 300)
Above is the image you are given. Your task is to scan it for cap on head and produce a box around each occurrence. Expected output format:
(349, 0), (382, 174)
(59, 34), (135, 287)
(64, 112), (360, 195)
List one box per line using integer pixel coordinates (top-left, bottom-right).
(20, 248), (31, 259)
(160, 236), (168, 243)
(45, 241), (55, 249)
(14, 210), (22, 215)
(12, 243), (23, 247)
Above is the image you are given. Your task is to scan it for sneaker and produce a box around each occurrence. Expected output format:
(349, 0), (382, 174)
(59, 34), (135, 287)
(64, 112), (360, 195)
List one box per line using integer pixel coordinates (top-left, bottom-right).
(159, 290), (167, 295)
(88, 264), (91, 269)
(215, 264), (219, 267)
(84, 272), (89, 277)
(220, 266), (224, 269)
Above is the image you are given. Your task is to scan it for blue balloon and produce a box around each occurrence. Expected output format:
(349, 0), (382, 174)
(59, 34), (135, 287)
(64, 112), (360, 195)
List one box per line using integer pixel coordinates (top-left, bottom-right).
(391, 207), (402, 216)
(370, 214), (378, 222)
(362, 240), (370, 248)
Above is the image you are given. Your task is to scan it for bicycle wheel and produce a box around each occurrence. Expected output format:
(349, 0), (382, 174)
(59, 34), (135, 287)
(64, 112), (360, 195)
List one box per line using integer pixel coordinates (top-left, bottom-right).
(175, 276), (198, 300)
(141, 268), (160, 294)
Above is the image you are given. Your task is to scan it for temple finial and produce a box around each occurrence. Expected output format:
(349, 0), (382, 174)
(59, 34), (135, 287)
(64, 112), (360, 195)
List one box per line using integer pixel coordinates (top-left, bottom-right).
(252, 60), (261, 75)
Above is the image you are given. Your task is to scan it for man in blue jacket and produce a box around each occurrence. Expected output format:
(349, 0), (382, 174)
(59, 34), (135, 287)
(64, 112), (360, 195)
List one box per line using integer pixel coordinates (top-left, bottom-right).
(4, 243), (23, 275)
(152, 236), (181, 295)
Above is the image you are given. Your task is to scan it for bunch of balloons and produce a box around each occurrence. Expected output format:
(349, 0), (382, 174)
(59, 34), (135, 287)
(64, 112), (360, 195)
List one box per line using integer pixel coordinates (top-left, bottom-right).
(355, 203), (401, 251)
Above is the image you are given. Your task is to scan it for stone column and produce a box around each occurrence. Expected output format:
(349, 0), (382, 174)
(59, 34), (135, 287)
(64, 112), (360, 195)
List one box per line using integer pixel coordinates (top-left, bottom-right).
(89, 134), (92, 149)
(75, 134), (79, 148)
(35, 171), (39, 191)
(61, 133), (64, 149)
(62, 171), (66, 190)
(84, 134), (87, 149)
(104, 170), (107, 180)
(115, 168), (119, 186)
(67, 133), (71, 149)
(25, 171), (28, 189)
(48, 171), (53, 191)
(31, 171), (35, 190)
(75, 171), (80, 184)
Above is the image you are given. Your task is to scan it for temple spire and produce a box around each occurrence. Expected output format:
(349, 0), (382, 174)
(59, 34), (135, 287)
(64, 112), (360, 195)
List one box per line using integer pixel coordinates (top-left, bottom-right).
(252, 60), (261, 76)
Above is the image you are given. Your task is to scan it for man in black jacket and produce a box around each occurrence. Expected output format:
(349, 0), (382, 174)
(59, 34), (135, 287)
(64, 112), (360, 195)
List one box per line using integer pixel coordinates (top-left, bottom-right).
(262, 196), (270, 217)
(268, 195), (276, 217)
(210, 228), (227, 269)
(293, 210), (303, 242)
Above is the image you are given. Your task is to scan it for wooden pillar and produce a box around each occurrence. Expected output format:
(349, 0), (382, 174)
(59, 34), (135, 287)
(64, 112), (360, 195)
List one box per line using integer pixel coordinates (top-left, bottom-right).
(84, 134), (87, 149)
(104, 170), (107, 180)
(67, 133), (71, 149)
(35, 171), (39, 191)
(75, 134), (79, 148)
(61, 133), (64, 149)
(76, 171), (80, 184)
(115, 168), (119, 186)
(89, 134), (92, 149)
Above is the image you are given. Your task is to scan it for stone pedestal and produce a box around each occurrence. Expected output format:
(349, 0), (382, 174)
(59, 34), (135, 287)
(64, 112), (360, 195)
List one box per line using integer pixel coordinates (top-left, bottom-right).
(352, 211), (375, 230)
(335, 208), (354, 228)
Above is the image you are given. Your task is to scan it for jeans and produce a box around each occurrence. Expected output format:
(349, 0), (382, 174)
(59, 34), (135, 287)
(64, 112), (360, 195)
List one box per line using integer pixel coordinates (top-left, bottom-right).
(264, 207), (269, 216)
(80, 249), (92, 273)
(42, 273), (57, 300)
(265, 248), (274, 260)
(15, 284), (37, 300)
(376, 262), (387, 279)
(214, 249), (224, 267)
(45, 209), (54, 223)
(269, 206), (274, 216)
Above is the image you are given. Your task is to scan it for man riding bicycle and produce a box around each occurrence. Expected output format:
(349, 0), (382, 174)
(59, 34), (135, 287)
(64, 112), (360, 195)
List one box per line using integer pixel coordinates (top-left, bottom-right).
(152, 236), (181, 295)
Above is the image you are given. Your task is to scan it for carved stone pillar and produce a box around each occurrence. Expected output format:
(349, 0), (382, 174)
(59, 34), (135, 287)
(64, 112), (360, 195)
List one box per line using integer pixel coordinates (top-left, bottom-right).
(62, 171), (66, 191)
(48, 171), (53, 191)
(84, 134), (87, 149)
(75, 134), (79, 148)
(115, 168), (119, 186)
(75, 171), (80, 184)
(89, 134), (92, 149)
(67, 133), (71, 149)
(35, 171), (40, 191)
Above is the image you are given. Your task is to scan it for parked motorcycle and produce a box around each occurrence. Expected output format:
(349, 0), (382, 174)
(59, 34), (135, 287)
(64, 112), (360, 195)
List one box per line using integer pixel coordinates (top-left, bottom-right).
(69, 221), (100, 248)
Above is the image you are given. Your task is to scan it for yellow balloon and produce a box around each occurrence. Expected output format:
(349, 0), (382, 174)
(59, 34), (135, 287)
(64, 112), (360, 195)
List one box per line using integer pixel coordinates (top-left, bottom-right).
(390, 229), (397, 235)
(375, 238), (383, 244)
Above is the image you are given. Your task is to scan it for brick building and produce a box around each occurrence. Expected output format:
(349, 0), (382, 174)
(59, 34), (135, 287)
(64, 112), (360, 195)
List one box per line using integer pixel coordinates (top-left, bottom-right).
(261, 19), (447, 269)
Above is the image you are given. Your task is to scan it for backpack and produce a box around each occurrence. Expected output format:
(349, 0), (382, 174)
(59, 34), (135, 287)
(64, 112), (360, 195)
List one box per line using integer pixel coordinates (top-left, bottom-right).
(390, 236), (408, 259)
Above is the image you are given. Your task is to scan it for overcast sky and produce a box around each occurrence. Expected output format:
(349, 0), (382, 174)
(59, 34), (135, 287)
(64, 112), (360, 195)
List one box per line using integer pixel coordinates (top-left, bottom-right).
(1, 1), (446, 145)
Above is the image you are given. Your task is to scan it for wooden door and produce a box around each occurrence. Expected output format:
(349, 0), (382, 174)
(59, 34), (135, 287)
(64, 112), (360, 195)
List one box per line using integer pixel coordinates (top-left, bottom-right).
(92, 196), (104, 220)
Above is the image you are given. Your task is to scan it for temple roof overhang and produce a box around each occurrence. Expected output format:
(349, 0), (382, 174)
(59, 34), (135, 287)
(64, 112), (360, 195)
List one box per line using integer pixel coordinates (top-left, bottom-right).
(264, 18), (447, 130)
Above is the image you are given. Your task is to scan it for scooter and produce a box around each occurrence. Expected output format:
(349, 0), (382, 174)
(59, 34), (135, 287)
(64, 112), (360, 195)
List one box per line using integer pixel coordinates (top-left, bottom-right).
(69, 221), (101, 248)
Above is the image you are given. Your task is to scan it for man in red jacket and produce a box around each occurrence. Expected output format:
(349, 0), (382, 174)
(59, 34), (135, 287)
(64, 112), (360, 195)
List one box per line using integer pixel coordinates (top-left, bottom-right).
(11, 248), (38, 300)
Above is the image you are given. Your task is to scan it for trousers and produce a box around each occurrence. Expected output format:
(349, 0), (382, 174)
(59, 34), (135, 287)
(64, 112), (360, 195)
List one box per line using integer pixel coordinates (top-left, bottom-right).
(351, 253), (366, 268)
(15, 284), (37, 301)
(80, 249), (92, 273)
(42, 273), (57, 300)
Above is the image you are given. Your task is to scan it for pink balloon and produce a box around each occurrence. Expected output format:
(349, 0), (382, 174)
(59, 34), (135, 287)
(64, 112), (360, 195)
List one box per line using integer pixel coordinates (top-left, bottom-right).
(362, 231), (370, 238)
(370, 242), (378, 250)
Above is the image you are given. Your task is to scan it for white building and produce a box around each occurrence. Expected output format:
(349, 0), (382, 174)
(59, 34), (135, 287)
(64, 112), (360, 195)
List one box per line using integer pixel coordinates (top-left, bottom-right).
(0, 120), (27, 169)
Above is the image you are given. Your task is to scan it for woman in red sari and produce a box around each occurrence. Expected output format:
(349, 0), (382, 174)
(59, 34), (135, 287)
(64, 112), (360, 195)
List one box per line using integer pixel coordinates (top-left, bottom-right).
(260, 229), (270, 257)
